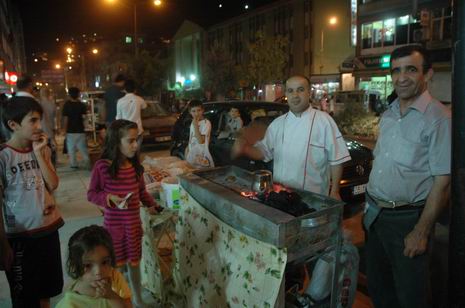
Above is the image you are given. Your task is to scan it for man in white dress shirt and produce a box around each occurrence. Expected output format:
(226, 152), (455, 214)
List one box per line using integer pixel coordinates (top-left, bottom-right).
(233, 75), (350, 199)
(116, 79), (147, 145)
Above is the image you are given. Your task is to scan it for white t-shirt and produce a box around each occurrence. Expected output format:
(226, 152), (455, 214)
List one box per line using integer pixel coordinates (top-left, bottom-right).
(255, 107), (351, 195)
(116, 93), (147, 135)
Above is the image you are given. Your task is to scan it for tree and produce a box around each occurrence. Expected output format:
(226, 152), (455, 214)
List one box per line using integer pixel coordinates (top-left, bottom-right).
(202, 43), (238, 98)
(99, 47), (165, 97)
(241, 31), (288, 89)
(128, 50), (165, 97)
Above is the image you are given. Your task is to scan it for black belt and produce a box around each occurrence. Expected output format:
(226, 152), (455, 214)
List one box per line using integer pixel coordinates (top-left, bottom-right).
(366, 192), (425, 211)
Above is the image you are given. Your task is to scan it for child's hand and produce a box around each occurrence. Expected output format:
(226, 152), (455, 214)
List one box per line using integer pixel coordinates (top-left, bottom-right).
(32, 132), (48, 153)
(107, 194), (124, 208)
(92, 278), (118, 299)
(147, 205), (163, 215)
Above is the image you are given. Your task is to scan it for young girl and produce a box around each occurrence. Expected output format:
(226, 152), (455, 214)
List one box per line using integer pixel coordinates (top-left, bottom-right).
(185, 100), (214, 168)
(56, 225), (132, 308)
(87, 120), (160, 308)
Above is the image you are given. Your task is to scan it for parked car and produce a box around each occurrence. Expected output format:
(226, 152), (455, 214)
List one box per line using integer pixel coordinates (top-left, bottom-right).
(171, 101), (373, 203)
(141, 101), (177, 144)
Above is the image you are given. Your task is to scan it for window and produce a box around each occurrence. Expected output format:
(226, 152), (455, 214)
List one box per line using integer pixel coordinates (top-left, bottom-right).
(383, 19), (395, 46)
(362, 24), (372, 49)
(372, 21), (383, 48)
(362, 15), (423, 49)
(395, 15), (409, 45)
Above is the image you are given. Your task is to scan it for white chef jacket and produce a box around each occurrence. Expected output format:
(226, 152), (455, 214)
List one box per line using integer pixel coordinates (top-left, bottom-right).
(255, 107), (351, 195)
(116, 93), (147, 135)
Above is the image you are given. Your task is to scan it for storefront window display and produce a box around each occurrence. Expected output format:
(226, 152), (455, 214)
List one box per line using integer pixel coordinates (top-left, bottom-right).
(358, 75), (393, 103)
(310, 82), (340, 102)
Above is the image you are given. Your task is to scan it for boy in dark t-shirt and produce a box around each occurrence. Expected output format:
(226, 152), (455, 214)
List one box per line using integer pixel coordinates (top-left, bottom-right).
(0, 96), (64, 307)
(62, 87), (89, 169)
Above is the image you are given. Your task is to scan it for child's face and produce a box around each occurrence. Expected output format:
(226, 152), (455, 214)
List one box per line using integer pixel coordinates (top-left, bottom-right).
(119, 128), (139, 159)
(190, 106), (204, 120)
(81, 245), (113, 284)
(9, 111), (42, 142)
(229, 108), (240, 118)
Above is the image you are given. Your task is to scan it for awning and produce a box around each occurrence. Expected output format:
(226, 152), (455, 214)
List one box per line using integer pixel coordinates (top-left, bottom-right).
(310, 74), (340, 84)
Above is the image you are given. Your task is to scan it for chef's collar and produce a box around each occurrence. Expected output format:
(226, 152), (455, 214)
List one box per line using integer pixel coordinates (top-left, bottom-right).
(288, 105), (313, 119)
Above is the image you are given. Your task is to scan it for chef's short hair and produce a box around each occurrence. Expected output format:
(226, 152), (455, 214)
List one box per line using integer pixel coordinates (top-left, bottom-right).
(286, 75), (311, 88)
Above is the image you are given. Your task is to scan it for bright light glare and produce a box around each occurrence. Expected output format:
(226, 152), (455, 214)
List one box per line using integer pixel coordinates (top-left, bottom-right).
(154, 0), (162, 6)
(66, 47), (73, 54)
(92, 48), (99, 54)
(190, 74), (196, 81)
(329, 16), (338, 25)
(55, 64), (61, 69)
(245, 4), (249, 9)
(219, 4), (222, 8)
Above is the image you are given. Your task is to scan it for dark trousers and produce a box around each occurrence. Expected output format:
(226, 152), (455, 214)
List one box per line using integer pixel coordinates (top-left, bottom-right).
(365, 209), (432, 308)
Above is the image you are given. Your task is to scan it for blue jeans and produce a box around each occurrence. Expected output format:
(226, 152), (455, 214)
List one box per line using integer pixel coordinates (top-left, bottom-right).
(66, 133), (89, 167)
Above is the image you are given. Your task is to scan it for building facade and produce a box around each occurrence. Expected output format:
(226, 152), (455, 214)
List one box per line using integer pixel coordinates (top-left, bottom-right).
(354, 0), (452, 103)
(0, 0), (26, 93)
(172, 0), (354, 100)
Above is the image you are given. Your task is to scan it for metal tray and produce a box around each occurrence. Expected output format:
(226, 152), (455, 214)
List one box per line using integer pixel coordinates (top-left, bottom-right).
(179, 166), (344, 260)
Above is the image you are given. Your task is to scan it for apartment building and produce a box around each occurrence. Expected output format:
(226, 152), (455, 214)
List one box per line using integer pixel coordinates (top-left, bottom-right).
(354, 0), (452, 103)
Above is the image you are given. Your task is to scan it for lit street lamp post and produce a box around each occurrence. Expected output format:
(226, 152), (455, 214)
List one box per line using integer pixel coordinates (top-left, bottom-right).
(105, 0), (162, 57)
(319, 16), (338, 74)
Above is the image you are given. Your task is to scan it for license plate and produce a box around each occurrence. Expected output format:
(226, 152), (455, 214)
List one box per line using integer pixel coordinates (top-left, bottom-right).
(155, 136), (171, 142)
(353, 184), (367, 195)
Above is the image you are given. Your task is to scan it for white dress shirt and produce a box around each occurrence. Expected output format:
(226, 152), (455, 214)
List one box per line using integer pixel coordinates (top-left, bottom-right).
(116, 93), (147, 135)
(255, 107), (351, 195)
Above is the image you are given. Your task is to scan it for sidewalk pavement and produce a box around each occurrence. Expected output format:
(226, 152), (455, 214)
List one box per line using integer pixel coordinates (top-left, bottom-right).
(0, 142), (169, 307)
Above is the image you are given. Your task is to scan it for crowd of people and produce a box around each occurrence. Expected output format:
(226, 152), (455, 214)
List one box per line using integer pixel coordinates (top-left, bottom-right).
(0, 43), (451, 308)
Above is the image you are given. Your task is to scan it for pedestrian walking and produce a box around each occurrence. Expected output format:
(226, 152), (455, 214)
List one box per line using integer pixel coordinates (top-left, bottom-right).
(104, 74), (126, 127)
(0, 96), (63, 308)
(87, 119), (161, 308)
(364, 44), (451, 308)
(15, 75), (36, 100)
(116, 79), (147, 148)
(62, 87), (90, 169)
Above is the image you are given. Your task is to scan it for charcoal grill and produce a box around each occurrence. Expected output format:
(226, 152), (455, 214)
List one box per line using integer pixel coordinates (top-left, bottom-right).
(178, 166), (345, 307)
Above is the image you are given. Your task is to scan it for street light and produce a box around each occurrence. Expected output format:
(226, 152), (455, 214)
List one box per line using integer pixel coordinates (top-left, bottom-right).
(66, 47), (73, 54)
(55, 63), (61, 69)
(104, 0), (161, 57)
(92, 48), (99, 55)
(319, 16), (338, 74)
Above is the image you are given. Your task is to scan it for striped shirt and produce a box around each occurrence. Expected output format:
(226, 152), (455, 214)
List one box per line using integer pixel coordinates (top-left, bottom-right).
(87, 160), (156, 264)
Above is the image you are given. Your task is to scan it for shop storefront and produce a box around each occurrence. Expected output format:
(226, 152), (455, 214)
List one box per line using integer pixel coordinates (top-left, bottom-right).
(353, 54), (393, 102)
(309, 74), (341, 101)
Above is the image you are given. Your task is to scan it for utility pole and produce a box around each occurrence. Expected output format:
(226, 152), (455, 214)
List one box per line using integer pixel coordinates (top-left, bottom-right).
(449, 0), (465, 306)
(133, 2), (138, 57)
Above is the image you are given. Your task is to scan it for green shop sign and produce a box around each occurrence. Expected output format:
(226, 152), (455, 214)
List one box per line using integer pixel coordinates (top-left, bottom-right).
(361, 54), (391, 69)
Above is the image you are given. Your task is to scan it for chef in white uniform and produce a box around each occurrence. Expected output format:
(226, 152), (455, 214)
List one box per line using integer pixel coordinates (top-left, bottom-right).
(233, 75), (351, 199)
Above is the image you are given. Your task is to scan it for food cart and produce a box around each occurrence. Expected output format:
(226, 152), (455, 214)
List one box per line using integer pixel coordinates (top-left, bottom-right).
(167, 166), (345, 307)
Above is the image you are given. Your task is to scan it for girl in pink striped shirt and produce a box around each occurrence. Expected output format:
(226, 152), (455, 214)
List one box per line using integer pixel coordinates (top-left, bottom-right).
(88, 119), (161, 308)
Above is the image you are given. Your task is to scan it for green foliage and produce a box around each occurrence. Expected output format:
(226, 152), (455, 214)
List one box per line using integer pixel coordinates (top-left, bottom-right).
(99, 48), (165, 96)
(333, 102), (380, 137)
(128, 50), (165, 96)
(241, 31), (288, 88)
(202, 43), (238, 97)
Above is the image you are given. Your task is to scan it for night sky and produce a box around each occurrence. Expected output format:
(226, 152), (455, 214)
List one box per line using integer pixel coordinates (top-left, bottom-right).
(15, 0), (276, 60)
